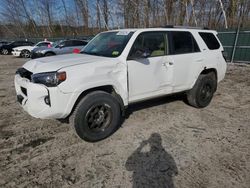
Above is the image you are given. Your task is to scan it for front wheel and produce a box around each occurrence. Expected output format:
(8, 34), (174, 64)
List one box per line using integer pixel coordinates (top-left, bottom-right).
(187, 72), (217, 108)
(71, 91), (121, 142)
(20, 50), (31, 58)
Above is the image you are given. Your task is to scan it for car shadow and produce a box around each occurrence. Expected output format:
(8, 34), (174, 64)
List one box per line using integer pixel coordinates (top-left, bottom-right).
(125, 133), (178, 188)
(124, 92), (186, 119)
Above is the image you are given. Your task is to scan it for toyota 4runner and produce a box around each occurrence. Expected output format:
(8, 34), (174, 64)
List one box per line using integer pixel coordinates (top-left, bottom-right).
(15, 28), (227, 142)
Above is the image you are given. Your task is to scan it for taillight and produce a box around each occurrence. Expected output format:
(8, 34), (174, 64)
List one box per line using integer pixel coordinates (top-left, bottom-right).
(222, 51), (228, 62)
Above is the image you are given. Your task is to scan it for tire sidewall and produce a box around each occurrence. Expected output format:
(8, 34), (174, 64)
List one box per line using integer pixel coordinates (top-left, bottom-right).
(2, 49), (9, 55)
(74, 92), (121, 142)
(196, 76), (216, 108)
(21, 50), (30, 58)
(45, 52), (54, 56)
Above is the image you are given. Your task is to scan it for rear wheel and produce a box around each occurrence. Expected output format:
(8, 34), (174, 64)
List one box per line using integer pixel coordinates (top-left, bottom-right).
(20, 50), (31, 58)
(187, 72), (217, 108)
(71, 91), (121, 142)
(45, 52), (55, 57)
(1, 49), (9, 55)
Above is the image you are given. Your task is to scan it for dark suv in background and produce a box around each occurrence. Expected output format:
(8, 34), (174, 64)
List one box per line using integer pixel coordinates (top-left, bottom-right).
(0, 41), (34, 55)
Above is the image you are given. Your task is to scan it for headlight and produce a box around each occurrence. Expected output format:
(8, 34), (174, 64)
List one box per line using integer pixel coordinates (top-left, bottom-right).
(35, 50), (43, 53)
(31, 71), (66, 87)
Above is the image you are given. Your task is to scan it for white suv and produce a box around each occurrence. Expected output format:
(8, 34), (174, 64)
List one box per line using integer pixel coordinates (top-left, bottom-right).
(15, 28), (227, 142)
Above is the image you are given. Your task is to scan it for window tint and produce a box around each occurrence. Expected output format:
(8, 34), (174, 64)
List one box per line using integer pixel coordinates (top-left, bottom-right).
(37, 42), (50, 47)
(26, 41), (34, 45)
(64, 40), (73, 47)
(170, 31), (200, 54)
(199, 32), (220, 50)
(129, 32), (167, 59)
(72, 40), (88, 46)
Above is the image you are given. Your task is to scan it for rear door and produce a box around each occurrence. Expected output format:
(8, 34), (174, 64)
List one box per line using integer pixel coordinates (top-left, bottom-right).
(127, 31), (173, 102)
(62, 40), (74, 54)
(167, 31), (202, 92)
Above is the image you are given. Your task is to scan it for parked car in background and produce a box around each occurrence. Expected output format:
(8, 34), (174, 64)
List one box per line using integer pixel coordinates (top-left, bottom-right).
(0, 41), (8, 47)
(12, 41), (53, 58)
(30, 39), (88, 59)
(0, 41), (34, 55)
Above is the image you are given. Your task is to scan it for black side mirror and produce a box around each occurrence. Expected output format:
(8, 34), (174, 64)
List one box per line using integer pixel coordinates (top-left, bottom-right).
(134, 48), (151, 59)
(58, 44), (64, 48)
(141, 51), (151, 58)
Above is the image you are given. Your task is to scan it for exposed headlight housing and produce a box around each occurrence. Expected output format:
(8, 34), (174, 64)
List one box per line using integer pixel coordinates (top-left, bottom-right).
(31, 71), (66, 87)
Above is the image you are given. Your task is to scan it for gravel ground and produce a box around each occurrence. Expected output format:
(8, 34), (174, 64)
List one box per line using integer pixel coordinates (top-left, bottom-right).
(0, 55), (249, 188)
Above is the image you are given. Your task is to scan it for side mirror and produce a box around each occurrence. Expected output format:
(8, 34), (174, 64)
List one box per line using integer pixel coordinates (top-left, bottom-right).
(141, 51), (151, 58)
(132, 49), (151, 59)
(58, 44), (64, 48)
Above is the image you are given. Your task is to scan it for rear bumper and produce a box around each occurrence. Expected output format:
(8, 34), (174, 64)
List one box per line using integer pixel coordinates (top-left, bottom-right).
(14, 74), (74, 119)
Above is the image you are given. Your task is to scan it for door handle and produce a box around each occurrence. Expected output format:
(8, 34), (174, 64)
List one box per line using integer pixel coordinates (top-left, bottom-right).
(195, 59), (204, 62)
(162, 62), (174, 66)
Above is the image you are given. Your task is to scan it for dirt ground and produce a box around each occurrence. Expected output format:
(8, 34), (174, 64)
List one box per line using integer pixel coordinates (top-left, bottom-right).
(0, 55), (249, 188)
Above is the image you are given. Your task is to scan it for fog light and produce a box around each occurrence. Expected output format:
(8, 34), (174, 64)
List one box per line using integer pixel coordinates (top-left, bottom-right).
(44, 96), (51, 106)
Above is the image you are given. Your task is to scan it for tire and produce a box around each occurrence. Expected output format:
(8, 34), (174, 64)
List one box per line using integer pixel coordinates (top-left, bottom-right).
(187, 72), (217, 108)
(20, 50), (31, 58)
(71, 91), (121, 142)
(1, 49), (9, 55)
(45, 52), (55, 57)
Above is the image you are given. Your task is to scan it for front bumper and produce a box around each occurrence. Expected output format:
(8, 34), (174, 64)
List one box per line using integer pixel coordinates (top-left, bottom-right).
(14, 74), (73, 119)
(30, 52), (45, 59)
(12, 51), (21, 57)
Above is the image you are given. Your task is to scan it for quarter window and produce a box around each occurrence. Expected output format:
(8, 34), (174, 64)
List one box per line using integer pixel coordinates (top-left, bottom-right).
(199, 32), (220, 50)
(170, 31), (200, 54)
(72, 40), (88, 46)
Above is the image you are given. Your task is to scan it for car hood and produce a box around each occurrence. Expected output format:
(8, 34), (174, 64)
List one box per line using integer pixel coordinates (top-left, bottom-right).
(23, 53), (116, 73)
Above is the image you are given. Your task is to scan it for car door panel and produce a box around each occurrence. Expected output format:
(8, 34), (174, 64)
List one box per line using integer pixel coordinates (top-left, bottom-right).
(168, 31), (202, 92)
(127, 32), (173, 103)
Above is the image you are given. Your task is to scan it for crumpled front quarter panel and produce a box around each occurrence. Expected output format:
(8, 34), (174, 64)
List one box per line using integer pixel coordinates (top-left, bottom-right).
(58, 58), (128, 105)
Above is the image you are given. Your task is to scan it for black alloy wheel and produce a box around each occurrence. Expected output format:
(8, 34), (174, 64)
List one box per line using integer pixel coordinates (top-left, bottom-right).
(85, 103), (112, 132)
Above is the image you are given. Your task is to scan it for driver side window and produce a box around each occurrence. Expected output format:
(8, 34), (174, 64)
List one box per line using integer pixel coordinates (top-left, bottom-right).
(128, 32), (167, 59)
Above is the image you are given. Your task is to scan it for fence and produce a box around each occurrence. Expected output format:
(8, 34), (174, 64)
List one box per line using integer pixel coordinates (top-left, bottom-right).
(2, 29), (250, 63)
(217, 29), (250, 63)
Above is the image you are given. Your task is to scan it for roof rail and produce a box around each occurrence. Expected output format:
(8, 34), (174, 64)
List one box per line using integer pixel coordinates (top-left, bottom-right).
(162, 25), (209, 30)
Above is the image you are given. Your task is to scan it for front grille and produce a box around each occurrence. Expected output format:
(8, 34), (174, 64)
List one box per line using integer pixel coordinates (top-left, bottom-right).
(16, 68), (33, 80)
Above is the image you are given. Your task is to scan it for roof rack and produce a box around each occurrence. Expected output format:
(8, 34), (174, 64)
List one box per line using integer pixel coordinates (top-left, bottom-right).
(163, 25), (209, 30)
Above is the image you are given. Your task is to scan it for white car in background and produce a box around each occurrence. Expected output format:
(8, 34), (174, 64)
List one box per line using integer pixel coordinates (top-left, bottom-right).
(12, 41), (52, 58)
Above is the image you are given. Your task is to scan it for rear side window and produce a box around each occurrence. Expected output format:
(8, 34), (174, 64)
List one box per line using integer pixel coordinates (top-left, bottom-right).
(72, 40), (88, 46)
(37, 42), (50, 47)
(64, 40), (73, 47)
(170, 31), (200, 54)
(199, 32), (220, 50)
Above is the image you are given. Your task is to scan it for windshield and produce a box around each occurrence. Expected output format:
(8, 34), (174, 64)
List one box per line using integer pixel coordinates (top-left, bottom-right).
(51, 40), (62, 48)
(81, 31), (134, 57)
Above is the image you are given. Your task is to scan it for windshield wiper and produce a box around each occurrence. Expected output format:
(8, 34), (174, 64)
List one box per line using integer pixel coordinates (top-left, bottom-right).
(81, 51), (104, 57)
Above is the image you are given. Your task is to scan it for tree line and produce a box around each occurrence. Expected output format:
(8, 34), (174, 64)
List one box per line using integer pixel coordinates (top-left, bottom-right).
(0, 0), (249, 38)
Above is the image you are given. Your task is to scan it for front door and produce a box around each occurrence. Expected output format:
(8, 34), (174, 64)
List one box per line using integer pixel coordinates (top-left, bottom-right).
(127, 32), (173, 103)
